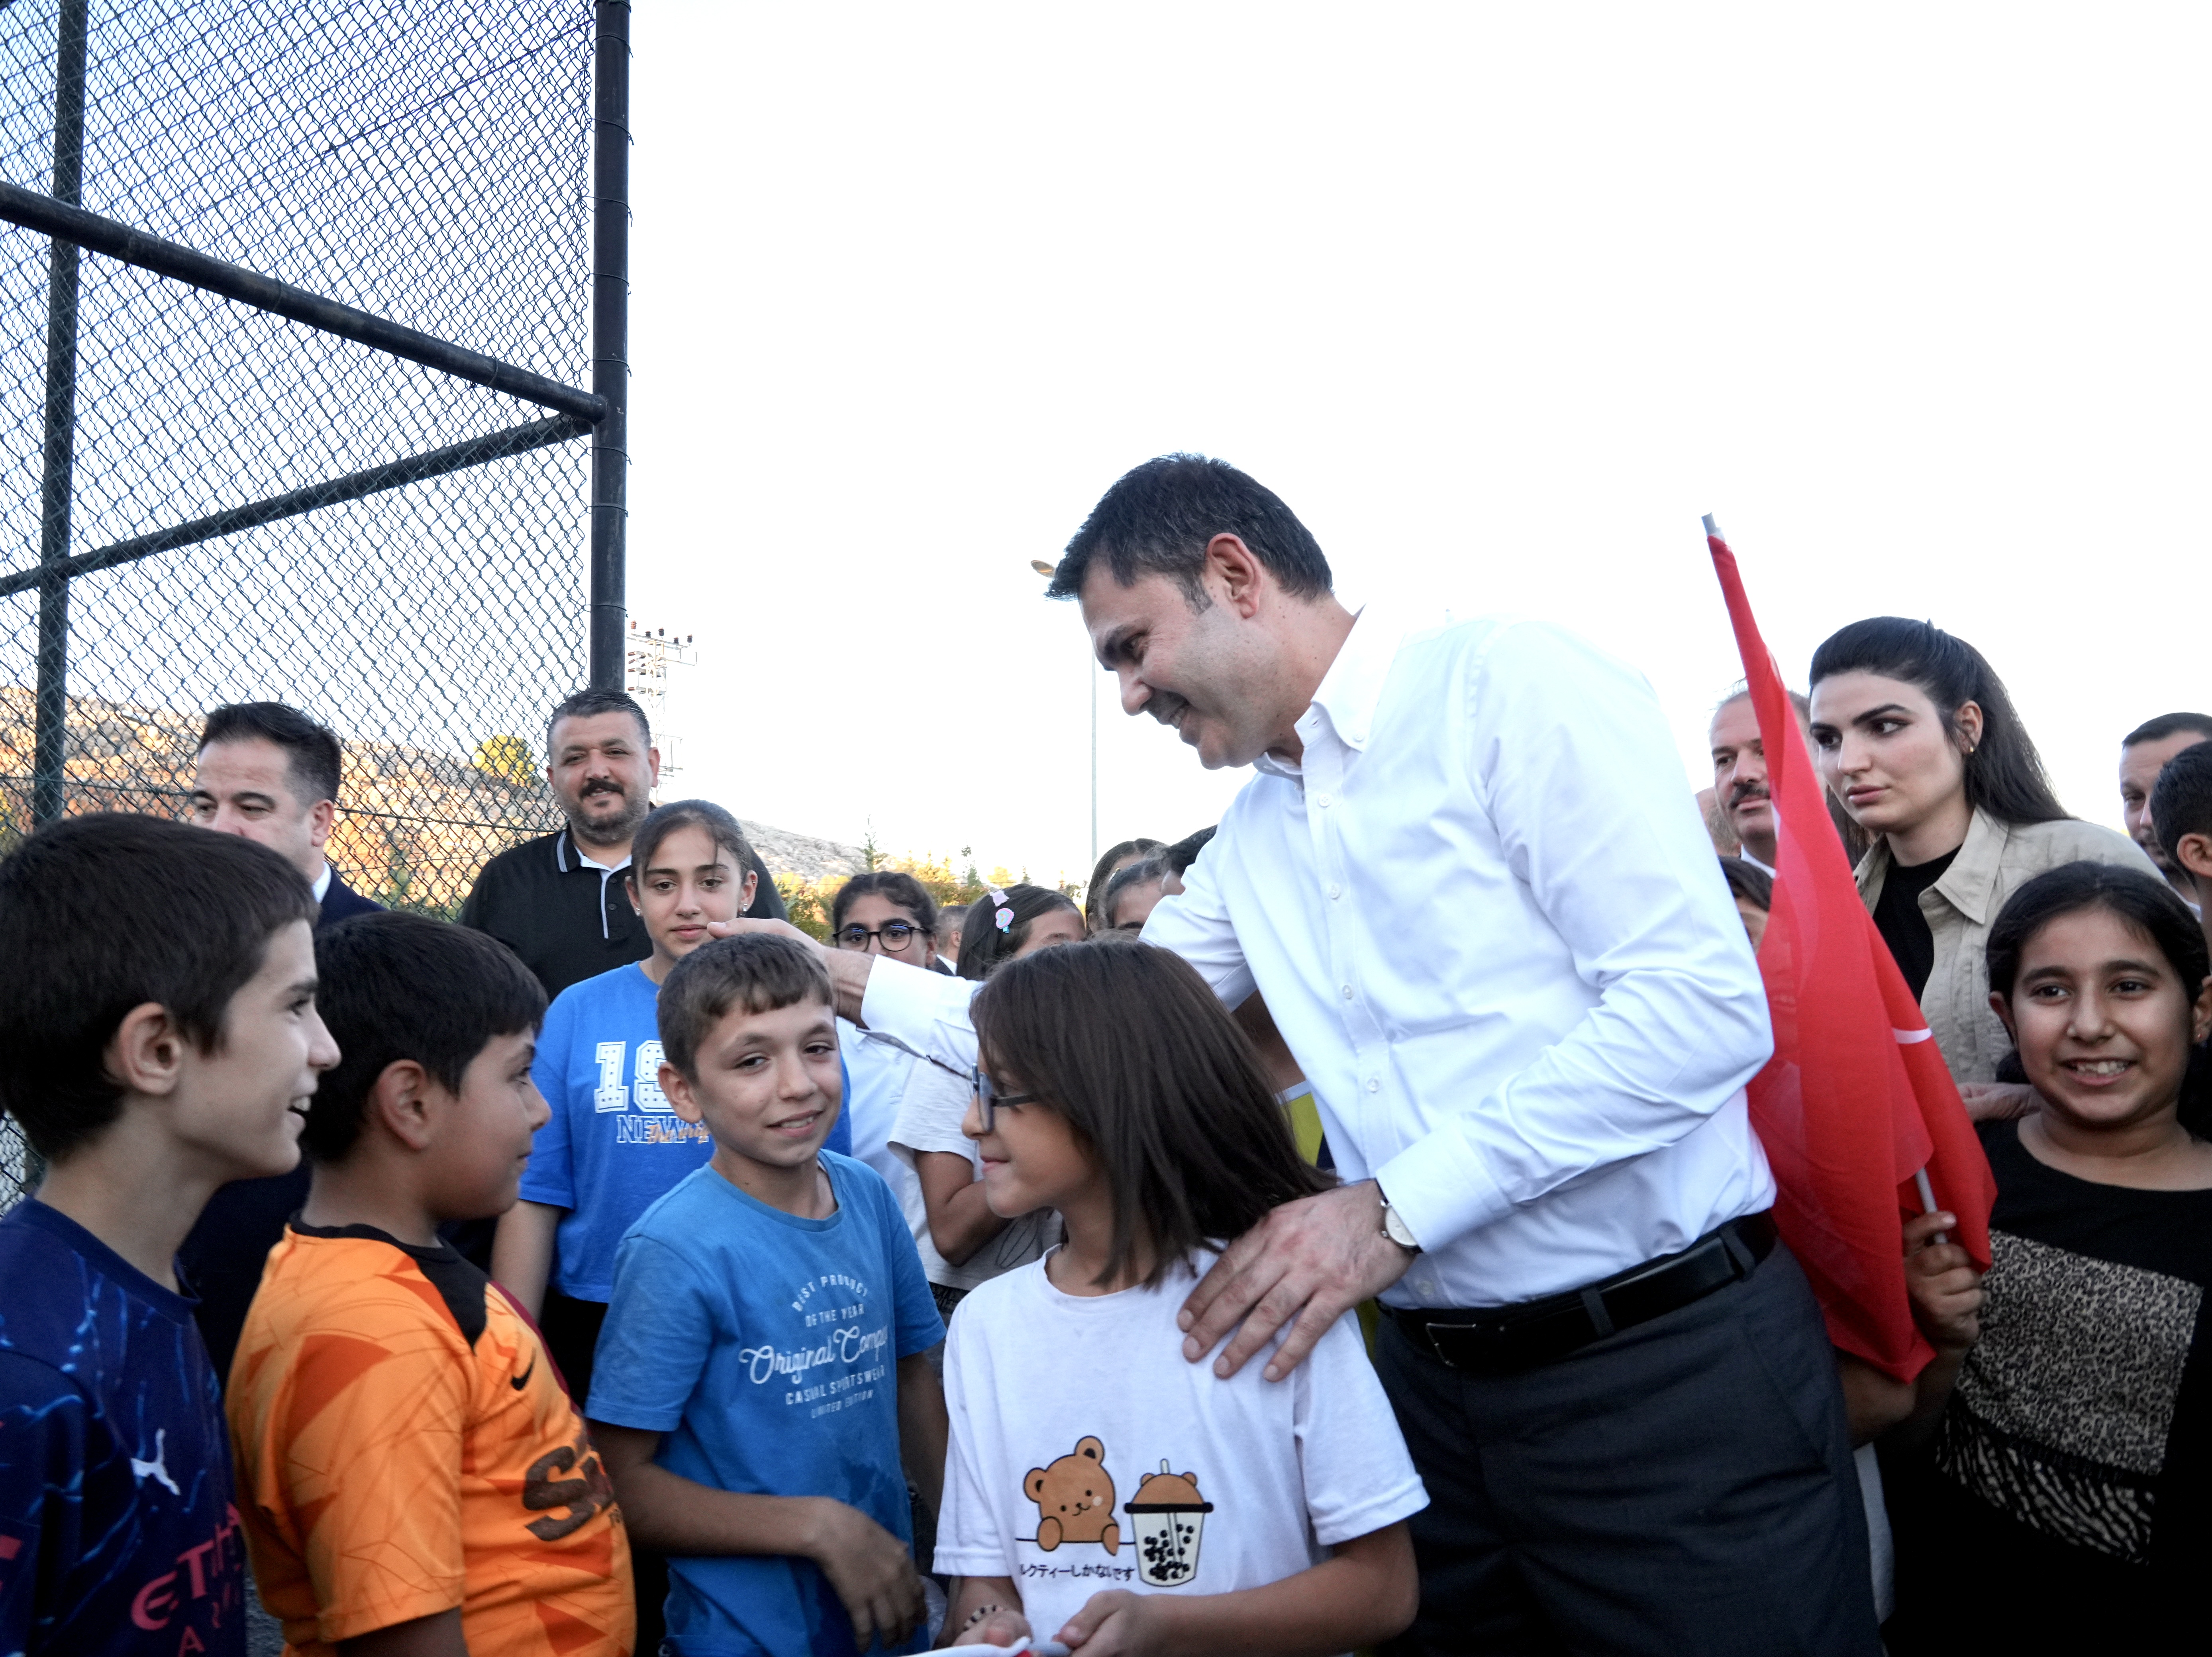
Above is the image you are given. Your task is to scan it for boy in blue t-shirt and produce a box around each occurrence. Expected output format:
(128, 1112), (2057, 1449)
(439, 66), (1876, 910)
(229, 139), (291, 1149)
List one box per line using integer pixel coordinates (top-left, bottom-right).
(589, 934), (945, 1657)
(0, 815), (336, 1656)
(492, 801), (849, 1397)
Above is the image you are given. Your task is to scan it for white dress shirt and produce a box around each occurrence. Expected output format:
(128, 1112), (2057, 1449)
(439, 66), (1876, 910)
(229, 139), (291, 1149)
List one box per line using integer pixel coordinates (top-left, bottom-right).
(863, 607), (1775, 1309)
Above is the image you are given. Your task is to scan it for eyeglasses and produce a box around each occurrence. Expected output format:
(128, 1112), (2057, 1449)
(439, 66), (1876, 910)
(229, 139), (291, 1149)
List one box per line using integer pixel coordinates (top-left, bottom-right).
(833, 921), (929, 954)
(971, 1067), (1036, 1133)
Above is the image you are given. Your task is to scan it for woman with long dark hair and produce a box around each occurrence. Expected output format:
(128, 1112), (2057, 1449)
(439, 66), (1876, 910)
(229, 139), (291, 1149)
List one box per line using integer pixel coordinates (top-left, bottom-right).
(1808, 617), (2151, 1093)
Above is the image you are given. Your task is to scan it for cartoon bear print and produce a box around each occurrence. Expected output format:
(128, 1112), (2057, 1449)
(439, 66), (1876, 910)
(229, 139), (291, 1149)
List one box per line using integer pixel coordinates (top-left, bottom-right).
(1023, 1435), (1120, 1554)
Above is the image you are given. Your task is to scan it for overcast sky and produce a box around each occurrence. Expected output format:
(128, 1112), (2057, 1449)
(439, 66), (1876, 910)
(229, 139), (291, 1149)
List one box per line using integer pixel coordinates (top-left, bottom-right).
(623, 4), (2207, 883)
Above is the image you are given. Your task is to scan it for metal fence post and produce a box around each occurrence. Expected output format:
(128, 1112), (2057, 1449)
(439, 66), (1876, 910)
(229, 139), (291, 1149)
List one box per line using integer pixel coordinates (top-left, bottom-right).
(31, 0), (88, 824)
(587, 0), (631, 691)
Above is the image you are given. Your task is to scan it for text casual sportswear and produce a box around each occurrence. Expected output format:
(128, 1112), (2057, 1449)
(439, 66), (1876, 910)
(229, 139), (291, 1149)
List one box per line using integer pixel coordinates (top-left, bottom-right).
(227, 1222), (633, 1657)
(586, 1154), (942, 1656)
(936, 1249), (1425, 1648)
(0, 1200), (247, 1657)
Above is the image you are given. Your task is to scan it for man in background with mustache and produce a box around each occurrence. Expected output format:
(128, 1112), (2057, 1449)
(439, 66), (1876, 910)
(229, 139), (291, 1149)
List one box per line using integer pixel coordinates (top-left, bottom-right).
(1710, 683), (1817, 874)
(460, 687), (784, 999)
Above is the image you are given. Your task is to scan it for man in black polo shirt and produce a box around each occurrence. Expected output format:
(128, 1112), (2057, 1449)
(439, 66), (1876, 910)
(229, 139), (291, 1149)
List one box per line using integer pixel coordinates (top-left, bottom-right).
(459, 686), (784, 997)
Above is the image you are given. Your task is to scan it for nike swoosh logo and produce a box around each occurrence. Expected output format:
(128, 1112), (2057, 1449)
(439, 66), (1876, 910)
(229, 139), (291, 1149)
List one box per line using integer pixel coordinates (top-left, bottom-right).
(510, 1355), (536, 1391)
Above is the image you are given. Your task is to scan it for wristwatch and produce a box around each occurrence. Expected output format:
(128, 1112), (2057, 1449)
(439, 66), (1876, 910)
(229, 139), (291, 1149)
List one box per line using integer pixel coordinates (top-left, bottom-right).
(1377, 1184), (1422, 1254)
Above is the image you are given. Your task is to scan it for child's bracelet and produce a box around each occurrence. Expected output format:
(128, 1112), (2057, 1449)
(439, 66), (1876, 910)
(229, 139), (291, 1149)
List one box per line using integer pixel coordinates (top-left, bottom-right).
(957, 1602), (1005, 1634)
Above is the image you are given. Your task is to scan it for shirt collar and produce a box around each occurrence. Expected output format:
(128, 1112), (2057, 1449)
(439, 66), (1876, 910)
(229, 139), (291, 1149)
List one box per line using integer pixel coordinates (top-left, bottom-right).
(555, 827), (631, 875)
(1255, 600), (1393, 781)
(1853, 805), (2006, 924)
(311, 862), (332, 902)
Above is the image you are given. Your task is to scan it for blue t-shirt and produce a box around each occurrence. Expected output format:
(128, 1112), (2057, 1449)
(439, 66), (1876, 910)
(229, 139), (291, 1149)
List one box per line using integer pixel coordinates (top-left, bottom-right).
(0, 1200), (247, 1657)
(523, 962), (851, 1301)
(587, 1153), (943, 1657)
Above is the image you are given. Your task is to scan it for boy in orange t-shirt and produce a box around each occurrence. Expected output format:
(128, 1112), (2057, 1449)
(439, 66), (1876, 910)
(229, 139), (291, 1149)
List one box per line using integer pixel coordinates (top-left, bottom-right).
(227, 913), (633, 1657)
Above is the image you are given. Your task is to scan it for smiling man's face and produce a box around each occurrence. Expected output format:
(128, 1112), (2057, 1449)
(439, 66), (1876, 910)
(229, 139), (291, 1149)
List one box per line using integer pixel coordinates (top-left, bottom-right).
(548, 711), (658, 849)
(1080, 564), (1286, 772)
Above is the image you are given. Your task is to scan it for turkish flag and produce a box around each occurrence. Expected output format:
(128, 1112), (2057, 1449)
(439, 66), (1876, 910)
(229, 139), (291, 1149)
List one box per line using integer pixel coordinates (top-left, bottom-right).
(1707, 519), (1994, 1382)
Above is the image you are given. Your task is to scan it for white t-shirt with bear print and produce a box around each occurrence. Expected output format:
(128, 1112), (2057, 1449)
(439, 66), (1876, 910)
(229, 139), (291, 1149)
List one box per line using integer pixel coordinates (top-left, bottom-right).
(935, 1248), (1426, 1647)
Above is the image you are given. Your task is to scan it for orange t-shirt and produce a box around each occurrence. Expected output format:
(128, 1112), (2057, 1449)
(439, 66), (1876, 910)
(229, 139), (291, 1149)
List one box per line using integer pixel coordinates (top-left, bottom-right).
(227, 1223), (633, 1657)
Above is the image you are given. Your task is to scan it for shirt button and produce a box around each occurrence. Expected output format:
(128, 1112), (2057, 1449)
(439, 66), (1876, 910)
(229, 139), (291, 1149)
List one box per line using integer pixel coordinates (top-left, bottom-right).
(1367, 1077), (1381, 1093)
(1315, 792), (1333, 808)
(1326, 883), (1342, 900)
(1341, 985), (1354, 1001)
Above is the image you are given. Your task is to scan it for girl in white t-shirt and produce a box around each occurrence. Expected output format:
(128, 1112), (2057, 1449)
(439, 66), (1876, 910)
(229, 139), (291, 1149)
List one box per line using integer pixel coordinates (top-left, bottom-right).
(934, 940), (1425, 1655)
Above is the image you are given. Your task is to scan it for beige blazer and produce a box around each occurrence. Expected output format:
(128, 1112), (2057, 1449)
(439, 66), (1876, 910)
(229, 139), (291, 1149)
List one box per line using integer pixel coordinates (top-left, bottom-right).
(1855, 807), (2155, 1084)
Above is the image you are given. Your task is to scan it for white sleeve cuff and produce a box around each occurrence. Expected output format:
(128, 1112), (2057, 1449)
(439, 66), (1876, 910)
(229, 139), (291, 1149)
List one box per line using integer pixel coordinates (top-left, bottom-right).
(859, 959), (981, 1072)
(1374, 1124), (1514, 1256)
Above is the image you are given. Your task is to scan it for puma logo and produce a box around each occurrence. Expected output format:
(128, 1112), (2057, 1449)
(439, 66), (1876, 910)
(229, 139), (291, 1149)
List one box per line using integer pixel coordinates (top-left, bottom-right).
(129, 1428), (180, 1494)
(510, 1355), (536, 1392)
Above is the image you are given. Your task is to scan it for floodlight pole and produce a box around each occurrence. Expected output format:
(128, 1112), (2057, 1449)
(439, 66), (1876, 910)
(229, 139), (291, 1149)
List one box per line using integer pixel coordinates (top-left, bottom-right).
(587, 0), (631, 691)
(31, 0), (88, 825)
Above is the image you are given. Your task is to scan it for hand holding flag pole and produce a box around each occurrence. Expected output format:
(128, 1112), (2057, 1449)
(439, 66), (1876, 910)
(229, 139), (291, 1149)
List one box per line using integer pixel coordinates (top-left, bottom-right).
(1702, 514), (1991, 1381)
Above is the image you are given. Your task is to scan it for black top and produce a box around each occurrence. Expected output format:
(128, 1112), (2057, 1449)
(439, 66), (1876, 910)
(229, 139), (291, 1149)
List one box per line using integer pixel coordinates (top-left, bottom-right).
(1870, 845), (1959, 1001)
(457, 825), (786, 1000)
(1888, 1121), (2212, 1649)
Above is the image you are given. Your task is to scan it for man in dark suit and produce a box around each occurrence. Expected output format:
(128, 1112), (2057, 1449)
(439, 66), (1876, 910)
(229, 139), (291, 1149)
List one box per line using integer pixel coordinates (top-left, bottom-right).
(181, 700), (384, 1380)
(188, 701), (383, 922)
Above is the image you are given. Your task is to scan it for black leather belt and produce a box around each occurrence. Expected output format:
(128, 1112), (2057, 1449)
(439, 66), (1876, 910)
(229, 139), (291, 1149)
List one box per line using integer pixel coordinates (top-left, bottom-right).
(1383, 1212), (1777, 1375)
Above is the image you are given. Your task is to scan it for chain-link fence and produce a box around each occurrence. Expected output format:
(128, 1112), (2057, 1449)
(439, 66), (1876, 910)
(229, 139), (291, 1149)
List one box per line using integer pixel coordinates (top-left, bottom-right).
(0, 0), (621, 1203)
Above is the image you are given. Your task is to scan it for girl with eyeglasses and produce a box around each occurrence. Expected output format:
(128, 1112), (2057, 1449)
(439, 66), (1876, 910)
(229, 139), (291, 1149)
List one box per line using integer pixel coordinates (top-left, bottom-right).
(828, 874), (954, 1296)
(886, 883), (1076, 1321)
(935, 940), (1424, 1654)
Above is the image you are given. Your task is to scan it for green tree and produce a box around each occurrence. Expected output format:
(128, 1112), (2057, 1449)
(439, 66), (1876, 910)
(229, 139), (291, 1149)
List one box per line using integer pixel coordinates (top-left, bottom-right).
(473, 733), (539, 787)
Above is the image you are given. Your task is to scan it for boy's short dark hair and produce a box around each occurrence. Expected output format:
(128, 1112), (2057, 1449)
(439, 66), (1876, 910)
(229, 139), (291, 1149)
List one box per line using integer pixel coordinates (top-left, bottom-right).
(657, 935), (833, 1079)
(304, 912), (547, 1163)
(1047, 454), (1333, 606)
(2150, 740), (2212, 876)
(545, 686), (651, 757)
(0, 813), (316, 1161)
(200, 701), (344, 807)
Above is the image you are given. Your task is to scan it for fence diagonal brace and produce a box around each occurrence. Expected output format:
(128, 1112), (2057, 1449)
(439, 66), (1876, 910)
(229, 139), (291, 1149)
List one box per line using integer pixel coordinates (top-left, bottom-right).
(0, 181), (607, 424)
(0, 414), (589, 599)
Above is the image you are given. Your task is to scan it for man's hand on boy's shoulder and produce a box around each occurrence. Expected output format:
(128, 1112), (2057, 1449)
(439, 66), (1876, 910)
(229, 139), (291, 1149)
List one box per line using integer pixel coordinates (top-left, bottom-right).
(796, 1496), (927, 1653)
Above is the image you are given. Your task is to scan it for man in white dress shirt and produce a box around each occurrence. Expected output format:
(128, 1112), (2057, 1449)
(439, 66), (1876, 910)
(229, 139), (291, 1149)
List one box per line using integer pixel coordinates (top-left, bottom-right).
(737, 456), (1880, 1654)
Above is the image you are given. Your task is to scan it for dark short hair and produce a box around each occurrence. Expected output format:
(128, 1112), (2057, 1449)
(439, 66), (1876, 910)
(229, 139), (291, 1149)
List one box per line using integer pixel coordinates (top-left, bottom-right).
(1985, 861), (2212, 1133)
(1083, 839), (1163, 931)
(2124, 711), (2212, 748)
(200, 701), (343, 807)
(545, 687), (651, 758)
(1162, 825), (1216, 878)
(1047, 454), (1332, 606)
(973, 940), (1330, 1288)
(1100, 856), (1171, 930)
(2151, 740), (2212, 873)
(658, 934), (833, 1080)
(1809, 617), (2067, 829)
(958, 883), (1081, 981)
(0, 814), (316, 1161)
(304, 912), (547, 1164)
(629, 799), (757, 889)
(1718, 856), (1773, 912)
(831, 871), (939, 938)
